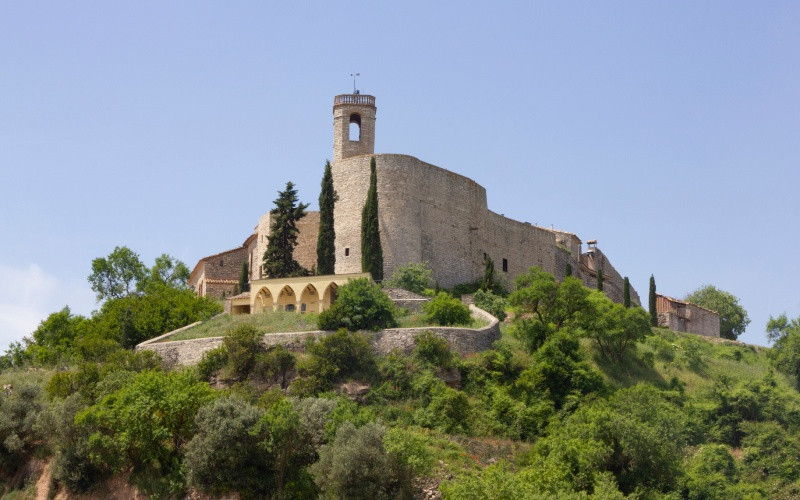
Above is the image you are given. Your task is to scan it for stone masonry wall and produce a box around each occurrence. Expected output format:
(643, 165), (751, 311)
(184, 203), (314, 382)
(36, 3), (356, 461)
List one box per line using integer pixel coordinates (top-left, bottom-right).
(250, 211), (320, 280)
(137, 305), (500, 367)
(331, 153), (639, 304)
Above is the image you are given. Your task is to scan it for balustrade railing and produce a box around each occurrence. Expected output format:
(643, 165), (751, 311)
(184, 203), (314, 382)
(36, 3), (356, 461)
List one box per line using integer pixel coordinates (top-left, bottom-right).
(334, 94), (375, 105)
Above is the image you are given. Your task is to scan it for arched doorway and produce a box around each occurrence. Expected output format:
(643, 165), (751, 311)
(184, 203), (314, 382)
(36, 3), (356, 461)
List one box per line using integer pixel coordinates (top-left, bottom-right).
(300, 284), (320, 313)
(277, 285), (297, 312)
(321, 283), (338, 311)
(253, 287), (273, 314)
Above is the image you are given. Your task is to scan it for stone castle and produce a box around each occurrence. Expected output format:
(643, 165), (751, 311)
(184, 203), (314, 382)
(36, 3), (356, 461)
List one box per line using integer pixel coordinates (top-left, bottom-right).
(189, 93), (641, 307)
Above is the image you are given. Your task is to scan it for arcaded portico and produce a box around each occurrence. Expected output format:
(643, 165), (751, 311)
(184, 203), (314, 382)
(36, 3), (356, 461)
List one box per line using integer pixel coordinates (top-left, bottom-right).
(228, 273), (371, 315)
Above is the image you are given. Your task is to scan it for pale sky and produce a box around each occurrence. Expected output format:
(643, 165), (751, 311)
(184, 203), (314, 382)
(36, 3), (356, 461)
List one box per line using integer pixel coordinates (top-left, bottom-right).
(1, 2), (798, 348)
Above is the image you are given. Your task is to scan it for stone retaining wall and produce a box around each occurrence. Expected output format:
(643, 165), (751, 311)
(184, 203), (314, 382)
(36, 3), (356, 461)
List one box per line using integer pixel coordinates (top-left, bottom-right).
(137, 305), (500, 367)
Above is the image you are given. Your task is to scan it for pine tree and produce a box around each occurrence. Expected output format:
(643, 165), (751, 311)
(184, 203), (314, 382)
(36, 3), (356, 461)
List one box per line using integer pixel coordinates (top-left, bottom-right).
(482, 256), (496, 292)
(238, 261), (250, 293)
(596, 268), (604, 292)
(623, 276), (631, 308)
(361, 157), (383, 281)
(263, 182), (309, 278)
(316, 160), (338, 275)
(649, 274), (658, 326)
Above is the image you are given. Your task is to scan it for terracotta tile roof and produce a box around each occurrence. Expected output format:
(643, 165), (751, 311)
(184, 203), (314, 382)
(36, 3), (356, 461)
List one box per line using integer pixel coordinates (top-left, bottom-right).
(230, 291), (251, 300)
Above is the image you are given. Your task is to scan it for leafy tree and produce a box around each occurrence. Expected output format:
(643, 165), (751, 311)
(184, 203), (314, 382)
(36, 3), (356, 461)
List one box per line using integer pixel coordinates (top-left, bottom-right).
(311, 422), (411, 499)
(767, 314), (800, 388)
(183, 396), (268, 496)
(316, 160), (338, 275)
(256, 344), (297, 389)
(317, 277), (396, 331)
(686, 285), (750, 340)
(144, 253), (190, 291)
(300, 328), (377, 391)
(482, 256), (496, 292)
(0, 381), (45, 473)
(361, 156), (384, 281)
(623, 276), (631, 308)
(649, 274), (658, 326)
(237, 260), (249, 293)
(508, 269), (592, 352)
(88, 246), (147, 301)
(91, 286), (221, 348)
(423, 292), (472, 326)
(77, 370), (215, 496)
(263, 181), (309, 278)
(223, 324), (262, 378)
(384, 261), (432, 294)
(26, 306), (91, 365)
(596, 268), (604, 292)
(583, 291), (651, 361)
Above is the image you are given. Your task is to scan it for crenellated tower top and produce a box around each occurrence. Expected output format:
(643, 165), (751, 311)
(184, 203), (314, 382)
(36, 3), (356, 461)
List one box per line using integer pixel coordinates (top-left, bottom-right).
(333, 94), (376, 161)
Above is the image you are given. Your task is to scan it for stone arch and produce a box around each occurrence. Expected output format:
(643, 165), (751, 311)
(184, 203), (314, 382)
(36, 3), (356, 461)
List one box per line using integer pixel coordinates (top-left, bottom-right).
(253, 287), (273, 314)
(300, 284), (320, 313)
(277, 285), (298, 311)
(349, 113), (361, 141)
(321, 282), (339, 311)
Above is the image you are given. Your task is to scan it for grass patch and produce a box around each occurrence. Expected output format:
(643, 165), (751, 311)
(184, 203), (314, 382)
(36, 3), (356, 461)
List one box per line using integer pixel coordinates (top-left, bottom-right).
(161, 309), (491, 342)
(162, 310), (320, 341)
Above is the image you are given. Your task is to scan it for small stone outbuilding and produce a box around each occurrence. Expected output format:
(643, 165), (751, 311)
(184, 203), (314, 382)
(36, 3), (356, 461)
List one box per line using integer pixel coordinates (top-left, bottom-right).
(656, 293), (720, 338)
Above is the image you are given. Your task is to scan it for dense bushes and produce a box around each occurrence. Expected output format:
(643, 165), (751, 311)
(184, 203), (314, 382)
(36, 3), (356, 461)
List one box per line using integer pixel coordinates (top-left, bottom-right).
(473, 289), (507, 321)
(384, 261), (433, 294)
(423, 292), (472, 326)
(317, 278), (397, 331)
(296, 329), (377, 393)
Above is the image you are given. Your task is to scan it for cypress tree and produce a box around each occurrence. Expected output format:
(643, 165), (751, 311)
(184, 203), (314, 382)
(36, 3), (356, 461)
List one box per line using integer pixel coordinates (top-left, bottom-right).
(238, 261), (250, 293)
(316, 160), (338, 275)
(623, 276), (631, 308)
(482, 256), (496, 291)
(361, 157), (383, 281)
(263, 182), (309, 278)
(649, 274), (658, 326)
(565, 262), (573, 277)
(596, 268), (604, 292)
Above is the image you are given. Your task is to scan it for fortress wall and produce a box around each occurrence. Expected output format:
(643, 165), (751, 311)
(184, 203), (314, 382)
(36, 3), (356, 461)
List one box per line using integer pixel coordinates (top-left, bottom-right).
(580, 248), (641, 306)
(332, 154), (486, 288)
(482, 211), (562, 289)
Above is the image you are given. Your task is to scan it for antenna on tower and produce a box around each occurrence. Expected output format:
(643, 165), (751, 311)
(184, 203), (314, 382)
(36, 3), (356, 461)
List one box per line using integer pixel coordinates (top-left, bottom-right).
(350, 72), (360, 94)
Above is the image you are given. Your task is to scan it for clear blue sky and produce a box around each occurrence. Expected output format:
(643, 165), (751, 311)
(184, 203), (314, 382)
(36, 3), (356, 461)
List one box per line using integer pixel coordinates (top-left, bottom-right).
(1, 2), (798, 348)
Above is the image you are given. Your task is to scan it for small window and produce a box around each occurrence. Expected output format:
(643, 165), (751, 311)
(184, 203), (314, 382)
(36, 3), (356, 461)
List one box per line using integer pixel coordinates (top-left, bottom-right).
(345, 247), (350, 256)
(502, 258), (508, 272)
(220, 259), (224, 267)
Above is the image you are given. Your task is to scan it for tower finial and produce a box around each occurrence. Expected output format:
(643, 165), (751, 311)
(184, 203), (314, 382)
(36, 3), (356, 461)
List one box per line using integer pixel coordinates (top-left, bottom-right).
(350, 72), (360, 94)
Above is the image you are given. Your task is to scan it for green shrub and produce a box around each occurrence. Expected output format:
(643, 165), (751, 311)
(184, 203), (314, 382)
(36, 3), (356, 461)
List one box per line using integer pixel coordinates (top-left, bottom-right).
(299, 329), (377, 392)
(311, 422), (412, 499)
(317, 278), (397, 331)
(384, 261), (433, 294)
(254, 344), (296, 388)
(183, 396), (267, 496)
(0, 381), (45, 473)
(413, 330), (453, 368)
(473, 289), (508, 321)
(415, 386), (471, 434)
(223, 324), (262, 378)
(423, 292), (472, 326)
(197, 346), (228, 381)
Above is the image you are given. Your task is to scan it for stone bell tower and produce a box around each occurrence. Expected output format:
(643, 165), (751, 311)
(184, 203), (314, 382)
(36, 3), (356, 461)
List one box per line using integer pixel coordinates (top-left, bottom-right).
(333, 94), (376, 161)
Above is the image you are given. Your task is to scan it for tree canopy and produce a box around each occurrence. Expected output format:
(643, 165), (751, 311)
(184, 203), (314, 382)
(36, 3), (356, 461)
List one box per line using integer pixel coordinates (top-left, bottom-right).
(263, 182), (309, 278)
(316, 160), (338, 275)
(88, 246), (148, 301)
(685, 285), (750, 340)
